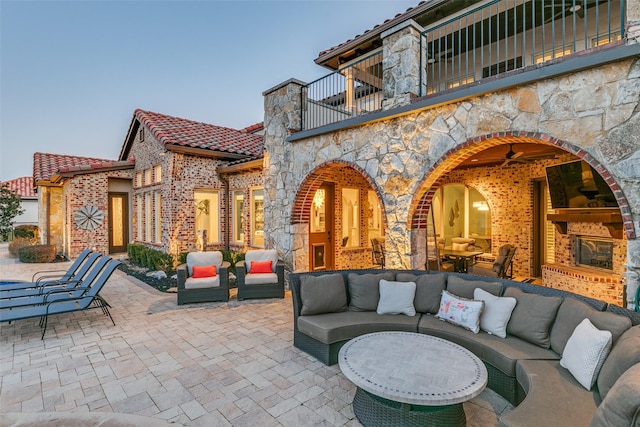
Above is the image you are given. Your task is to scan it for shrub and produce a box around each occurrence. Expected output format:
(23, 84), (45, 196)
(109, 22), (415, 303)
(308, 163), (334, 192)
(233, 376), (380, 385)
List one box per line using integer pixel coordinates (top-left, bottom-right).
(221, 250), (245, 273)
(8, 237), (35, 256)
(127, 244), (174, 272)
(19, 244), (56, 263)
(14, 225), (38, 239)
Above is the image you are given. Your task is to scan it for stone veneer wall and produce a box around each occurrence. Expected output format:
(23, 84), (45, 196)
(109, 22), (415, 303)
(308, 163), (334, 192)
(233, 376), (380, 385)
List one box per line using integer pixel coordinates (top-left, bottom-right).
(38, 186), (64, 254)
(263, 57), (640, 305)
(63, 169), (133, 258)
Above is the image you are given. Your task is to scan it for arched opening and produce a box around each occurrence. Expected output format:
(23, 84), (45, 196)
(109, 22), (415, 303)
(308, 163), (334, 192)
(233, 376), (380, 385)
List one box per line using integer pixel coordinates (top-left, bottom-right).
(408, 132), (632, 305)
(291, 160), (387, 272)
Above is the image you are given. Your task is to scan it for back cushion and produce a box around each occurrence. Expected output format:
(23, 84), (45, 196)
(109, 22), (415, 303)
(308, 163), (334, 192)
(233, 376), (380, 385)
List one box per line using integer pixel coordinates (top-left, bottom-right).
(504, 287), (562, 348)
(348, 272), (394, 312)
(396, 273), (446, 314)
(446, 275), (502, 299)
(245, 249), (277, 273)
(590, 363), (640, 427)
(550, 297), (631, 355)
(187, 251), (223, 276)
(596, 325), (640, 399)
(299, 274), (348, 316)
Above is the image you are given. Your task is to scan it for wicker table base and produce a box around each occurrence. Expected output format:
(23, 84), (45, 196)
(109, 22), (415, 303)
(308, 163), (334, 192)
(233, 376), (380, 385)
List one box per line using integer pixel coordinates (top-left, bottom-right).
(353, 387), (466, 427)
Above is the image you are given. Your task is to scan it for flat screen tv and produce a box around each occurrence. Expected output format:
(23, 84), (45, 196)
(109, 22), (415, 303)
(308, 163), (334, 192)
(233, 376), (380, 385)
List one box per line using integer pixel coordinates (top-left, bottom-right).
(545, 160), (617, 209)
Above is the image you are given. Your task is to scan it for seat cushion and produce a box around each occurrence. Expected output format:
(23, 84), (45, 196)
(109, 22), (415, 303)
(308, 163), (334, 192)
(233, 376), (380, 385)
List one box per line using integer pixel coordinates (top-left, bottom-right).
(446, 275), (503, 299)
(590, 363), (640, 427)
(419, 314), (559, 377)
(549, 297), (631, 355)
(244, 273), (278, 285)
(297, 311), (419, 344)
(396, 272), (446, 314)
(347, 272), (394, 312)
(300, 273), (347, 316)
(245, 249), (278, 273)
(499, 360), (598, 427)
(504, 287), (562, 349)
(185, 276), (220, 289)
(596, 325), (640, 399)
(187, 251), (223, 276)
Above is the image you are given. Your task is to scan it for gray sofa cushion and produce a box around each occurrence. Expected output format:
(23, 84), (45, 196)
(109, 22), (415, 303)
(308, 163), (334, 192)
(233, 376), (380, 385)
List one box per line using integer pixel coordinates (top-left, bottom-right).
(419, 314), (558, 377)
(549, 297), (632, 355)
(297, 311), (419, 344)
(499, 360), (598, 427)
(596, 325), (640, 399)
(348, 272), (394, 312)
(504, 287), (562, 349)
(590, 363), (640, 427)
(396, 273), (446, 314)
(446, 275), (502, 299)
(300, 273), (348, 316)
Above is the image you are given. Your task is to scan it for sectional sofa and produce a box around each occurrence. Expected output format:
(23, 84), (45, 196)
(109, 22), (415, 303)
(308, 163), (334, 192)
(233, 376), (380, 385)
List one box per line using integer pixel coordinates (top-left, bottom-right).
(289, 269), (640, 427)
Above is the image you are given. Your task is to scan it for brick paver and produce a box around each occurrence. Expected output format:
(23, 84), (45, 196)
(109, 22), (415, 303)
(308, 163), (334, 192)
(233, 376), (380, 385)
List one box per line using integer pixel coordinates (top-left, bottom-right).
(0, 245), (511, 426)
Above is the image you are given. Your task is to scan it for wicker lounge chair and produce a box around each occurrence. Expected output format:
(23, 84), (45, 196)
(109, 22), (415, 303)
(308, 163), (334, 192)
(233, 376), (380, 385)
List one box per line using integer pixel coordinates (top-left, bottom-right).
(176, 251), (229, 305)
(0, 258), (121, 339)
(236, 249), (285, 301)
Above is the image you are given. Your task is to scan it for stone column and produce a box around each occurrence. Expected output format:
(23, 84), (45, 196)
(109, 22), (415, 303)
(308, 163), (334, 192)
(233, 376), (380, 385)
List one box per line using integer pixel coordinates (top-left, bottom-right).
(381, 19), (425, 110)
(262, 79), (306, 269)
(627, 0), (640, 43)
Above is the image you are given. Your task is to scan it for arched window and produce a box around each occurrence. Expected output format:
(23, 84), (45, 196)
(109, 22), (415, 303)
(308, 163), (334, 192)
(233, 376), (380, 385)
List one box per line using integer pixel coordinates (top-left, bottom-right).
(432, 184), (492, 253)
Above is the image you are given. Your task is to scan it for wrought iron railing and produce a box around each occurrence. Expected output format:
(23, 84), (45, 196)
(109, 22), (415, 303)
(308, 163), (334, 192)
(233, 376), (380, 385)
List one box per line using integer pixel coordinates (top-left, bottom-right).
(421, 0), (625, 96)
(301, 51), (383, 131)
(300, 0), (625, 131)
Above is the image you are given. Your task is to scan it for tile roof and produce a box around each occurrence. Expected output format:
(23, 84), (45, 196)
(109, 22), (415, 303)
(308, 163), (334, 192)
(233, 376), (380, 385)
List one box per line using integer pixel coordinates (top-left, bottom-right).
(33, 152), (125, 183)
(134, 110), (264, 158)
(240, 122), (264, 134)
(1, 176), (36, 199)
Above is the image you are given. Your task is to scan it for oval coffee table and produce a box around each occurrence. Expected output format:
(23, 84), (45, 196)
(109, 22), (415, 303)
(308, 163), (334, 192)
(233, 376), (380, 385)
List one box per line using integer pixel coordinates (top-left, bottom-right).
(338, 331), (487, 427)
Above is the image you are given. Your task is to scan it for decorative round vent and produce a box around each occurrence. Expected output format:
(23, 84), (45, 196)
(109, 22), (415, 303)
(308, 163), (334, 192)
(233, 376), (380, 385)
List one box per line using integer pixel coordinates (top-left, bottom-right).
(74, 205), (104, 230)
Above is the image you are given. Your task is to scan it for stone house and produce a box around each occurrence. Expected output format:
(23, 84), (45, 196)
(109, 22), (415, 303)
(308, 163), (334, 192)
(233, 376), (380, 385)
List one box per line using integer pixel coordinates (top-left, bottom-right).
(260, 0), (640, 307)
(33, 109), (266, 260)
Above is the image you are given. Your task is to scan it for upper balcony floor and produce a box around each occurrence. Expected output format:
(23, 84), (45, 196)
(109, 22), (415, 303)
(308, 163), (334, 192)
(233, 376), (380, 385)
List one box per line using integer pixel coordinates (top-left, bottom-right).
(299, 0), (637, 133)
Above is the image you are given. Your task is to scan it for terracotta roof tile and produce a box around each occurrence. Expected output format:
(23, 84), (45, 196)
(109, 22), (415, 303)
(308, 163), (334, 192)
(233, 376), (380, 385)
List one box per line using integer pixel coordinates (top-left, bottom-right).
(240, 122), (264, 134)
(1, 176), (36, 199)
(135, 110), (264, 158)
(33, 152), (120, 182)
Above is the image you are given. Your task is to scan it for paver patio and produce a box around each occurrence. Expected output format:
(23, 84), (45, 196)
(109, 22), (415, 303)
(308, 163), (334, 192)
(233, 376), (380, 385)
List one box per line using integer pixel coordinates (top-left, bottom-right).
(0, 245), (512, 426)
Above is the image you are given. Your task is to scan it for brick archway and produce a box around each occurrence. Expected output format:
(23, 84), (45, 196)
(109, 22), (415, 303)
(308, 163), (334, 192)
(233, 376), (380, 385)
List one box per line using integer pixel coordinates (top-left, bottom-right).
(408, 131), (635, 239)
(290, 160), (386, 227)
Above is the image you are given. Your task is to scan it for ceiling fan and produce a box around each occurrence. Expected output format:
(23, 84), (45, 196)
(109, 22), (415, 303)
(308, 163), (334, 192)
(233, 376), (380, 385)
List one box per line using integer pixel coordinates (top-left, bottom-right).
(543, 1), (587, 24)
(500, 144), (526, 167)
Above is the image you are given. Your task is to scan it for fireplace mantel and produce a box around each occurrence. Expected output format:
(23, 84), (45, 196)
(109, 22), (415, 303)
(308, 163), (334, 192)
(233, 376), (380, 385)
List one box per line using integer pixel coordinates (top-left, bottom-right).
(547, 208), (623, 239)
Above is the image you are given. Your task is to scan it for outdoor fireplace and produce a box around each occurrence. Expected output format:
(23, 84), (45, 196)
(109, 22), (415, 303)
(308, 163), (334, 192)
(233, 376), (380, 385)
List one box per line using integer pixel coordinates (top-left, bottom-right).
(576, 236), (613, 270)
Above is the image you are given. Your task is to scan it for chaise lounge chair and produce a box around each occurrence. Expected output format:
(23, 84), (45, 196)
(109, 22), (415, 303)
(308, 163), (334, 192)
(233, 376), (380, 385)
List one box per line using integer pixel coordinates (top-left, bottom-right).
(0, 256), (114, 309)
(0, 253), (105, 298)
(31, 248), (94, 282)
(0, 259), (121, 339)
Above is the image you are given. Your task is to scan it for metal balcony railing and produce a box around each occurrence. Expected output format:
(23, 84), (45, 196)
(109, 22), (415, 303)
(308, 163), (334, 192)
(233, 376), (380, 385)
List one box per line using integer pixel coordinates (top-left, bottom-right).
(300, 0), (625, 131)
(301, 51), (383, 131)
(421, 0), (625, 96)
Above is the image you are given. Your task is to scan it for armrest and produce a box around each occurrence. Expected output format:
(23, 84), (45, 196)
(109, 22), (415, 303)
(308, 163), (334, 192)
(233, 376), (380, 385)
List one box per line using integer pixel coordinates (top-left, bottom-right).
(176, 263), (188, 290)
(32, 270), (67, 282)
(218, 262), (231, 290)
(236, 260), (247, 288)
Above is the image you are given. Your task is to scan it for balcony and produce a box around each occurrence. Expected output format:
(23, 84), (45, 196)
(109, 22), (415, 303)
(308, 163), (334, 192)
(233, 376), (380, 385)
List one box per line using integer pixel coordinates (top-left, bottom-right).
(300, 0), (626, 132)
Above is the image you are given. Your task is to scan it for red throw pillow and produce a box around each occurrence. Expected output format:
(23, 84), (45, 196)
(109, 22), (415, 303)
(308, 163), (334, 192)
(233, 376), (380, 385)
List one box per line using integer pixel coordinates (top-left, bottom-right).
(192, 265), (216, 278)
(251, 260), (273, 274)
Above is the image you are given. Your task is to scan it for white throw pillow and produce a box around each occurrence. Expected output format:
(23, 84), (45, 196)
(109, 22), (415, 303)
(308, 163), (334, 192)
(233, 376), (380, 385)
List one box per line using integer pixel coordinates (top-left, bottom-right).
(436, 290), (484, 333)
(376, 280), (417, 316)
(474, 288), (517, 338)
(560, 318), (612, 390)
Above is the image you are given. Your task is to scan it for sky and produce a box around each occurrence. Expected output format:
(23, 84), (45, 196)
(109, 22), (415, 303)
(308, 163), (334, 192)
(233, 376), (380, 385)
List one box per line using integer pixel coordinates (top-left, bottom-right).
(0, 0), (419, 182)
